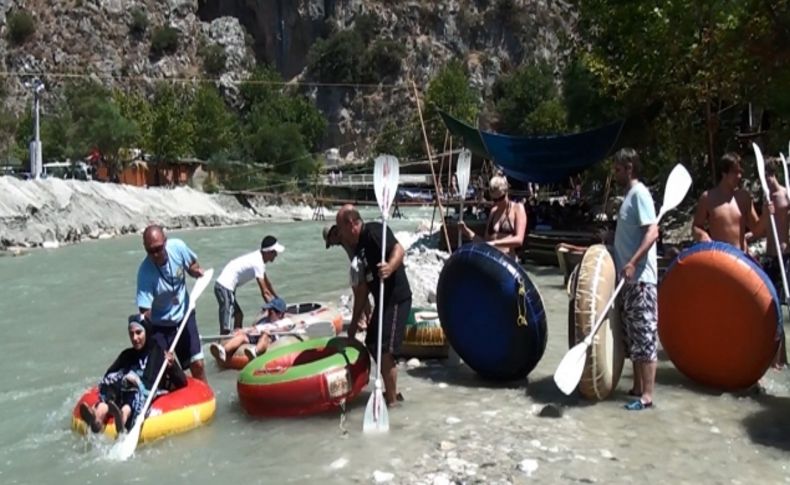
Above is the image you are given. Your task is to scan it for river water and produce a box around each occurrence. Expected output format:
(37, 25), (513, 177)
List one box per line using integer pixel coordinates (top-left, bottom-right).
(1, 207), (789, 484)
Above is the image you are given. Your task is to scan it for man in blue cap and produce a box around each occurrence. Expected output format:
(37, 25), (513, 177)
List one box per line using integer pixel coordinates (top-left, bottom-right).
(209, 297), (292, 363)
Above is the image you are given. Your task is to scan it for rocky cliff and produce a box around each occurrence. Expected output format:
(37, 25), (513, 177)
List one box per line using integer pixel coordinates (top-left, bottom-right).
(0, 0), (574, 155)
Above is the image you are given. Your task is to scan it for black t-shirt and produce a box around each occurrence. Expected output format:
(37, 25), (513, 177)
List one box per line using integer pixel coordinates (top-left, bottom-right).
(355, 222), (412, 305)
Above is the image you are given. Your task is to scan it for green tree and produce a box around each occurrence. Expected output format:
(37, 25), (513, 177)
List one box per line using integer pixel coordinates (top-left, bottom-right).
(147, 83), (194, 162)
(306, 30), (365, 84)
(191, 84), (235, 160)
(492, 61), (560, 134)
(113, 88), (154, 149)
(424, 59), (481, 151)
(573, 0), (790, 181)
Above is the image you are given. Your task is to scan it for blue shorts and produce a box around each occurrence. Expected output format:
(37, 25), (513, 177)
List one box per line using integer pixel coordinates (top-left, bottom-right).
(150, 311), (203, 369)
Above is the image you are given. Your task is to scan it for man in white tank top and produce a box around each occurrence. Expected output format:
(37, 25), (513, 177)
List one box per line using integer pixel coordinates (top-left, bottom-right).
(213, 235), (285, 334)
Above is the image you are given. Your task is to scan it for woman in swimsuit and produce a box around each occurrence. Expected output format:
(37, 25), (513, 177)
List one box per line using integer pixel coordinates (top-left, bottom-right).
(460, 175), (527, 257)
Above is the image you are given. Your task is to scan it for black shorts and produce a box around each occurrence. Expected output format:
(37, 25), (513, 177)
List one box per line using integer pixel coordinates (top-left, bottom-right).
(366, 298), (411, 357)
(214, 282), (242, 334)
(150, 311), (203, 369)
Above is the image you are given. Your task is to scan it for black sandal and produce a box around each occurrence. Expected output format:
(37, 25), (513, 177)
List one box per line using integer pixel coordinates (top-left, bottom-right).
(106, 401), (124, 435)
(627, 389), (642, 397)
(80, 402), (102, 433)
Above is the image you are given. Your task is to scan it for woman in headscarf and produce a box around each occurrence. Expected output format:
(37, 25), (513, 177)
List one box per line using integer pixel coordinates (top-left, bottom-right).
(80, 315), (187, 434)
(460, 174), (528, 258)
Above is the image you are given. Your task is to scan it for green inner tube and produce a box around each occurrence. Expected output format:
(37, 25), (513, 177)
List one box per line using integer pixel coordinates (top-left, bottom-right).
(238, 337), (364, 386)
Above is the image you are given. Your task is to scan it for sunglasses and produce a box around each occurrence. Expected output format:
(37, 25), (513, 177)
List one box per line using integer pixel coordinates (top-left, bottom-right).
(146, 244), (165, 255)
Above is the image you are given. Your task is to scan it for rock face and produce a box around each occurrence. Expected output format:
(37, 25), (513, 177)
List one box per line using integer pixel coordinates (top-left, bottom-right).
(0, 177), (315, 249)
(0, 0), (574, 155)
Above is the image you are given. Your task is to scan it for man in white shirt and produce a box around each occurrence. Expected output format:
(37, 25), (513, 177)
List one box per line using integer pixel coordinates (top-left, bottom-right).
(213, 235), (285, 334)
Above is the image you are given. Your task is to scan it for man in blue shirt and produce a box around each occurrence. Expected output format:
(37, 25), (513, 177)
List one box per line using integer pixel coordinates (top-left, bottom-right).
(613, 148), (659, 411)
(136, 225), (207, 382)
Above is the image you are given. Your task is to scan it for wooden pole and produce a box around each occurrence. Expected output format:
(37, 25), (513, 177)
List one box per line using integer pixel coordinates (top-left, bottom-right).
(412, 80), (452, 252)
(430, 132), (450, 234)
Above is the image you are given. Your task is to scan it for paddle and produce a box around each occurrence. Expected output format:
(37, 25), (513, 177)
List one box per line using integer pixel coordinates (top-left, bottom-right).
(753, 143), (790, 304)
(108, 268), (214, 461)
(456, 149), (472, 251)
(199, 320), (336, 342)
(554, 163), (692, 396)
(363, 154), (399, 434)
(781, 153), (790, 203)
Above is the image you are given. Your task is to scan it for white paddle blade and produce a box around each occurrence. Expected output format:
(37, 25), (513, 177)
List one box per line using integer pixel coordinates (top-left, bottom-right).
(374, 155), (400, 219)
(753, 143), (770, 198)
(107, 419), (143, 461)
(554, 343), (588, 395)
(656, 164), (692, 221)
(780, 153), (790, 203)
(456, 149), (472, 199)
(363, 384), (390, 433)
(303, 320), (336, 338)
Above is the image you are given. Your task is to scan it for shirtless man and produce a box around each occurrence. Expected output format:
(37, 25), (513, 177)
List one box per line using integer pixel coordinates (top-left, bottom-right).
(758, 157), (788, 368)
(693, 153), (785, 369)
(692, 153), (766, 253)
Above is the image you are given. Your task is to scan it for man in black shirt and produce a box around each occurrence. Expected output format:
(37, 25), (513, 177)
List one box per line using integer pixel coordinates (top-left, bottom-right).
(336, 205), (412, 406)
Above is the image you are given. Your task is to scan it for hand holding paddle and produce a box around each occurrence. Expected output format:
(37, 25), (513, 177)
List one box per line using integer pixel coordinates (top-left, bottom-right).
(109, 268), (214, 461)
(363, 154), (399, 434)
(456, 149), (472, 251)
(753, 143), (790, 304)
(554, 164), (692, 396)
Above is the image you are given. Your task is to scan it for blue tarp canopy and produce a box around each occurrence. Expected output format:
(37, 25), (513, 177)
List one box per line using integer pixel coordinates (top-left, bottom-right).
(439, 110), (624, 183)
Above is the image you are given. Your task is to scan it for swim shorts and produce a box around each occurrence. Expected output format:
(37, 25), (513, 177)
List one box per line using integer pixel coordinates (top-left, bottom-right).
(620, 282), (658, 362)
(150, 311), (203, 369)
(214, 282), (242, 334)
(366, 298), (411, 357)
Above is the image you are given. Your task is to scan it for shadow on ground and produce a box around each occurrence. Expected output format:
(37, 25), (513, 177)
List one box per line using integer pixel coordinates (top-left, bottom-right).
(742, 395), (790, 451)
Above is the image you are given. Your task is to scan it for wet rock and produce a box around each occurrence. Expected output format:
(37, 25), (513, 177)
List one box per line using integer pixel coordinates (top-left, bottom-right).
(439, 440), (456, 451)
(372, 470), (394, 482)
(517, 458), (539, 477)
(538, 404), (563, 418)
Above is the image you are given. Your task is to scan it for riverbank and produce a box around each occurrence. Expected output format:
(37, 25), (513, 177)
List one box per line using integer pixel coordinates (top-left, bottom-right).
(0, 177), (318, 250)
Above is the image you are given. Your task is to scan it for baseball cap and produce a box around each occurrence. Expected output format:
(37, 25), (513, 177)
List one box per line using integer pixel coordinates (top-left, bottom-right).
(262, 297), (287, 314)
(260, 235), (285, 253)
(322, 225), (339, 249)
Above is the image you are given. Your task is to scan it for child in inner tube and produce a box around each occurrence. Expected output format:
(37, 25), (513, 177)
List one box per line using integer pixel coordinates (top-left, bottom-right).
(79, 315), (187, 434)
(209, 297), (296, 363)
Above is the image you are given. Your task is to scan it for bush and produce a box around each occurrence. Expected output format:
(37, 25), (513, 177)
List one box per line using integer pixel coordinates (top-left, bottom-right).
(6, 10), (35, 46)
(360, 40), (405, 83)
(306, 30), (365, 84)
(129, 7), (148, 35)
(200, 43), (227, 76)
(150, 27), (179, 57)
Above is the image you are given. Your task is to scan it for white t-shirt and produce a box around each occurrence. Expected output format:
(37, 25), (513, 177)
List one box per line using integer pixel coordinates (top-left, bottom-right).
(254, 317), (294, 333)
(216, 250), (266, 291)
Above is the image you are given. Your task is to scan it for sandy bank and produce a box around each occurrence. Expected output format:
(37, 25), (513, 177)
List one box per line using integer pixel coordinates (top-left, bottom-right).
(0, 177), (317, 250)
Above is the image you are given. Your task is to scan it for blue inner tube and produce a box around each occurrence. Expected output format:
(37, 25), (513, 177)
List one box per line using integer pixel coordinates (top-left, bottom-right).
(437, 243), (548, 380)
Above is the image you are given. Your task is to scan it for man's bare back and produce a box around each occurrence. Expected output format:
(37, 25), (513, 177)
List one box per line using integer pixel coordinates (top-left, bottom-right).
(692, 186), (757, 251)
(766, 185), (789, 256)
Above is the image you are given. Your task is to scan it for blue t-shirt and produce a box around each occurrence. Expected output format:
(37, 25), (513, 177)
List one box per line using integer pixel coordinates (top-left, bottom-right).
(614, 182), (658, 284)
(136, 238), (197, 326)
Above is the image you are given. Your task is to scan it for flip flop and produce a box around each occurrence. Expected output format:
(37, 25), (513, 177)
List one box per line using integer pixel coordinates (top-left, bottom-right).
(106, 401), (124, 435)
(624, 399), (653, 411)
(79, 402), (102, 433)
(627, 389), (642, 397)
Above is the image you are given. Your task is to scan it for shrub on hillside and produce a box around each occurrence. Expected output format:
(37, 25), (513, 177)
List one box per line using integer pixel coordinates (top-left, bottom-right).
(360, 40), (405, 83)
(129, 7), (148, 35)
(150, 27), (179, 57)
(6, 10), (35, 46)
(306, 30), (365, 84)
(200, 43), (227, 76)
